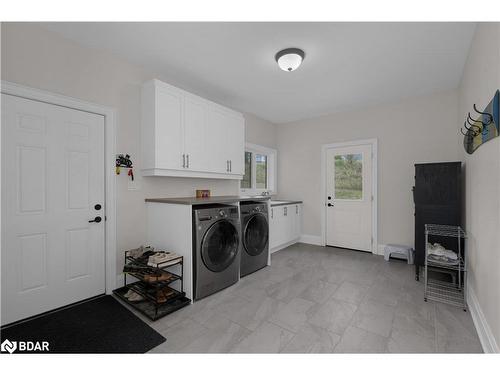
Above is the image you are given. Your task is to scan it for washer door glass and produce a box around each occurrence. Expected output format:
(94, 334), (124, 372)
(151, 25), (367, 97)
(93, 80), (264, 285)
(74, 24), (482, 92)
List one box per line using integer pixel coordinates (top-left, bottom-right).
(243, 213), (269, 256)
(201, 219), (239, 272)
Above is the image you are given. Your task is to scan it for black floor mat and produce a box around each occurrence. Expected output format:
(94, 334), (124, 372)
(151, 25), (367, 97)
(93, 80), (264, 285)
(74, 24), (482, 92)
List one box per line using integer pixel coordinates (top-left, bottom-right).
(0, 295), (166, 353)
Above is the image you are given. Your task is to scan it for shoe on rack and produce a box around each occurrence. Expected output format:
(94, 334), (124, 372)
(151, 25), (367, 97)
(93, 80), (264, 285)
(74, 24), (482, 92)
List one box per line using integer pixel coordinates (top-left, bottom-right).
(127, 245), (154, 259)
(135, 250), (156, 264)
(147, 252), (168, 266)
(144, 271), (175, 283)
(126, 290), (145, 303)
(156, 287), (176, 303)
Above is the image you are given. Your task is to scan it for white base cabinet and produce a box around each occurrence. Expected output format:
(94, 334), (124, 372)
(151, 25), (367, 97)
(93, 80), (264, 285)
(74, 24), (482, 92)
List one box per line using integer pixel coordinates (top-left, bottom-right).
(269, 203), (302, 253)
(141, 79), (244, 179)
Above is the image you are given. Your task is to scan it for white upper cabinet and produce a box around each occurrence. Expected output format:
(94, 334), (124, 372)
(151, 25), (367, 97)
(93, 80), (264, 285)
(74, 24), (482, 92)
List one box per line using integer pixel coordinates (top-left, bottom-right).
(183, 94), (208, 172)
(141, 79), (245, 179)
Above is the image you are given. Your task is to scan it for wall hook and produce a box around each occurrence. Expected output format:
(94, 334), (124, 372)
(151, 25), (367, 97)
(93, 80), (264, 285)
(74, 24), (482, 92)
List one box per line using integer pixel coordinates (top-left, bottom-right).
(473, 104), (494, 124)
(467, 114), (485, 134)
(465, 118), (481, 135)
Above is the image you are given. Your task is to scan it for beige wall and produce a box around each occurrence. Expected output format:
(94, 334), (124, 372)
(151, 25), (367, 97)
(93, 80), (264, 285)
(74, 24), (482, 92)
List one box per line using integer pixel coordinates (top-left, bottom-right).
(458, 22), (500, 349)
(1, 23), (277, 275)
(275, 90), (460, 246)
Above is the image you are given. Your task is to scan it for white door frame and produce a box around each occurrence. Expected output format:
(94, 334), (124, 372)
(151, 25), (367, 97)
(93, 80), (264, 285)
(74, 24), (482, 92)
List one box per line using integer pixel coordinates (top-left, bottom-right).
(1, 80), (117, 293)
(320, 138), (378, 254)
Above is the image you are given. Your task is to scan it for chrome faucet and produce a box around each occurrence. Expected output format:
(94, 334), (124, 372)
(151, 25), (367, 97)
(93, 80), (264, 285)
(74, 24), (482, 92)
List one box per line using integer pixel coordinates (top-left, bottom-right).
(261, 191), (271, 196)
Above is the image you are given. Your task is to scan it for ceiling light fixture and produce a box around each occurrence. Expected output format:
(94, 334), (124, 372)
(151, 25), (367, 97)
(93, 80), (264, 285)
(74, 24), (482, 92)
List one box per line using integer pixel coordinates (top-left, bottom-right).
(275, 48), (305, 72)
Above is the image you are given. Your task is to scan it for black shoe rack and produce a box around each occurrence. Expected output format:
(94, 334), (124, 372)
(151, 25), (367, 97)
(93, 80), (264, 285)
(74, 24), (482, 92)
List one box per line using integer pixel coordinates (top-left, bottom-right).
(113, 249), (191, 321)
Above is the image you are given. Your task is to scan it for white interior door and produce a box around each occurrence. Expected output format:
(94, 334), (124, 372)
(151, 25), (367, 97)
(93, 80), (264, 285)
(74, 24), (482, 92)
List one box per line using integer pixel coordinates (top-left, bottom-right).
(326, 144), (373, 252)
(1, 94), (106, 325)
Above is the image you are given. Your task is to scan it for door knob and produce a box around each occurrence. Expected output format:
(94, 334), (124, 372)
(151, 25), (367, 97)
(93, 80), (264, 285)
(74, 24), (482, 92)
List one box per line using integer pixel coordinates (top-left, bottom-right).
(327, 203), (333, 207)
(89, 216), (102, 223)
(94, 204), (102, 210)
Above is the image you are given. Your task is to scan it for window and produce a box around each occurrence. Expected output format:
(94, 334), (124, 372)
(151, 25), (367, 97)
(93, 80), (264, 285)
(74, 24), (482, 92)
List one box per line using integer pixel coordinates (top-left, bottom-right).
(334, 153), (363, 199)
(240, 143), (277, 194)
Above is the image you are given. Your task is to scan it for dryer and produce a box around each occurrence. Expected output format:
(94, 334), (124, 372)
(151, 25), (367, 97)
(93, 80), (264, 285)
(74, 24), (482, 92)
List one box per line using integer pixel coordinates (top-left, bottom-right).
(240, 201), (269, 277)
(193, 204), (240, 300)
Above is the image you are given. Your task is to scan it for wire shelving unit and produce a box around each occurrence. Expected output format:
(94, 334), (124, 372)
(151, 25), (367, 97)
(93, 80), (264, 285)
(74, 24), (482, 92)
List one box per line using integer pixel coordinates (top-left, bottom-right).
(424, 224), (467, 311)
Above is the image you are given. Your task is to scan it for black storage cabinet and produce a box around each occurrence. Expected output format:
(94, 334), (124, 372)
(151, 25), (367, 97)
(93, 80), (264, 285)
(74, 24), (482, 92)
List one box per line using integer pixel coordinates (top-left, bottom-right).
(413, 162), (462, 280)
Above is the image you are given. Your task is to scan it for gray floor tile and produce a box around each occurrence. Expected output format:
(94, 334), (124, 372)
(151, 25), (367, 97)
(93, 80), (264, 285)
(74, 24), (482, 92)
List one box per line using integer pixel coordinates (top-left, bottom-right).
(231, 321), (294, 353)
(333, 281), (369, 304)
(300, 279), (339, 304)
(436, 334), (483, 353)
(217, 294), (285, 331)
(308, 297), (358, 335)
(435, 302), (480, 340)
(352, 300), (395, 337)
(282, 323), (341, 353)
(145, 243), (481, 353)
(178, 316), (252, 353)
(150, 318), (209, 353)
(388, 328), (436, 353)
(334, 326), (388, 353)
(269, 297), (316, 333)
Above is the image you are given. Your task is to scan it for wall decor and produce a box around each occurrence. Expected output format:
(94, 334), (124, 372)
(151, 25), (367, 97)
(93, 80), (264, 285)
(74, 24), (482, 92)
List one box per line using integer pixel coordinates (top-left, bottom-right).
(462, 90), (499, 154)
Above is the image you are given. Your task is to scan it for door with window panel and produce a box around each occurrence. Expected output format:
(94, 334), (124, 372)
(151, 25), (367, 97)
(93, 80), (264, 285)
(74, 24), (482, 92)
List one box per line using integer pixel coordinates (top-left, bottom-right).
(326, 144), (373, 252)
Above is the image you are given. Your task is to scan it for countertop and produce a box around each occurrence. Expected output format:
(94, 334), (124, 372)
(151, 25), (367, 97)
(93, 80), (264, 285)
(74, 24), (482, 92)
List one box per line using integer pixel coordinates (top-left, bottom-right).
(145, 195), (270, 205)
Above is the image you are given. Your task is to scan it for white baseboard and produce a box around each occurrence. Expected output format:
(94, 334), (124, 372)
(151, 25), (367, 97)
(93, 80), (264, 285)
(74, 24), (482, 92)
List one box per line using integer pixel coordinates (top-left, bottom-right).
(377, 244), (386, 256)
(467, 283), (499, 353)
(299, 234), (322, 246)
(270, 238), (300, 254)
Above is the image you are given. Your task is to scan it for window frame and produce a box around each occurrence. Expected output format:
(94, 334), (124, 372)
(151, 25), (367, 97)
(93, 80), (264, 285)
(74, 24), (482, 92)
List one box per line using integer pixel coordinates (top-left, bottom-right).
(240, 143), (277, 195)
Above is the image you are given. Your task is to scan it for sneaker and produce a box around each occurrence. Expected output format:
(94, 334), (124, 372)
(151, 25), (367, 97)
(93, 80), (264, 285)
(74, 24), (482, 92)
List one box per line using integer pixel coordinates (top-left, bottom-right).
(127, 246), (153, 259)
(127, 290), (145, 302)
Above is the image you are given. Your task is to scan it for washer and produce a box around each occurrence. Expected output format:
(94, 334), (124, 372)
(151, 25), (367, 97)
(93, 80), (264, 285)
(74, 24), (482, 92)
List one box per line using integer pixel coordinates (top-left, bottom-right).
(193, 204), (241, 300)
(240, 201), (269, 277)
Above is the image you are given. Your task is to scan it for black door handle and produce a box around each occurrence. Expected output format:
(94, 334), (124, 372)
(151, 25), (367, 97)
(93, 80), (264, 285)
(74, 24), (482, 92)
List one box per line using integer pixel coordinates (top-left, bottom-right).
(89, 216), (102, 223)
(327, 203), (333, 207)
(327, 196), (332, 200)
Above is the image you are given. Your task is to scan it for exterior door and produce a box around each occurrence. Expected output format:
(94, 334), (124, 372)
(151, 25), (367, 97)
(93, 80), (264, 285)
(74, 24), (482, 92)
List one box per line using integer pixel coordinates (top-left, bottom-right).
(326, 144), (373, 252)
(1, 94), (106, 325)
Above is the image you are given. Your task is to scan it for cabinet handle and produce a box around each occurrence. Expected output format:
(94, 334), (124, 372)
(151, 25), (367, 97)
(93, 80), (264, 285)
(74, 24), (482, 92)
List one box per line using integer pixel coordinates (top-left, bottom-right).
(186, 154), (190, 168)
(284, 207), (287, 216)
(271, 208), (273, 218)
(182, 154), (186, 168)
(296, 205), (298, 214)
(229, 160), (232, 172)
(226, 160), (229, 172)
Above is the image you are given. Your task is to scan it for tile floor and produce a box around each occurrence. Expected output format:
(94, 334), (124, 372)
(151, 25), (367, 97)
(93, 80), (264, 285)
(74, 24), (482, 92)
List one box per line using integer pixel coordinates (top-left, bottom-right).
(144, 243), (483, 353)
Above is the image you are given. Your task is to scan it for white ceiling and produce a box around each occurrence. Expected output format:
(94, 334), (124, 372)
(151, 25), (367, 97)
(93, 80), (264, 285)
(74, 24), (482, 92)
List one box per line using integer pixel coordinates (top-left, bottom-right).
(40, 22), (475, 124)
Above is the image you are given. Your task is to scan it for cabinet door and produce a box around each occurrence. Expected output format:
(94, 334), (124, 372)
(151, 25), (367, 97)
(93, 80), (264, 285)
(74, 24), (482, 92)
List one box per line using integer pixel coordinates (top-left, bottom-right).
(155, 85), (184, 170)
(184, 95), (209, 172)
(283, 205), (294, 243)
(269, 207), (278, 249)
(226, 115), (245, 175)
(293, 204), (301, 239)
(206, 106), (231, 174)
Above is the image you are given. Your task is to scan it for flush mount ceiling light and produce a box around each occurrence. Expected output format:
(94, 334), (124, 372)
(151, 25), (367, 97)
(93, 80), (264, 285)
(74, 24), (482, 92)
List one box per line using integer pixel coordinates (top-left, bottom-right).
(275, 48), (305, 72)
